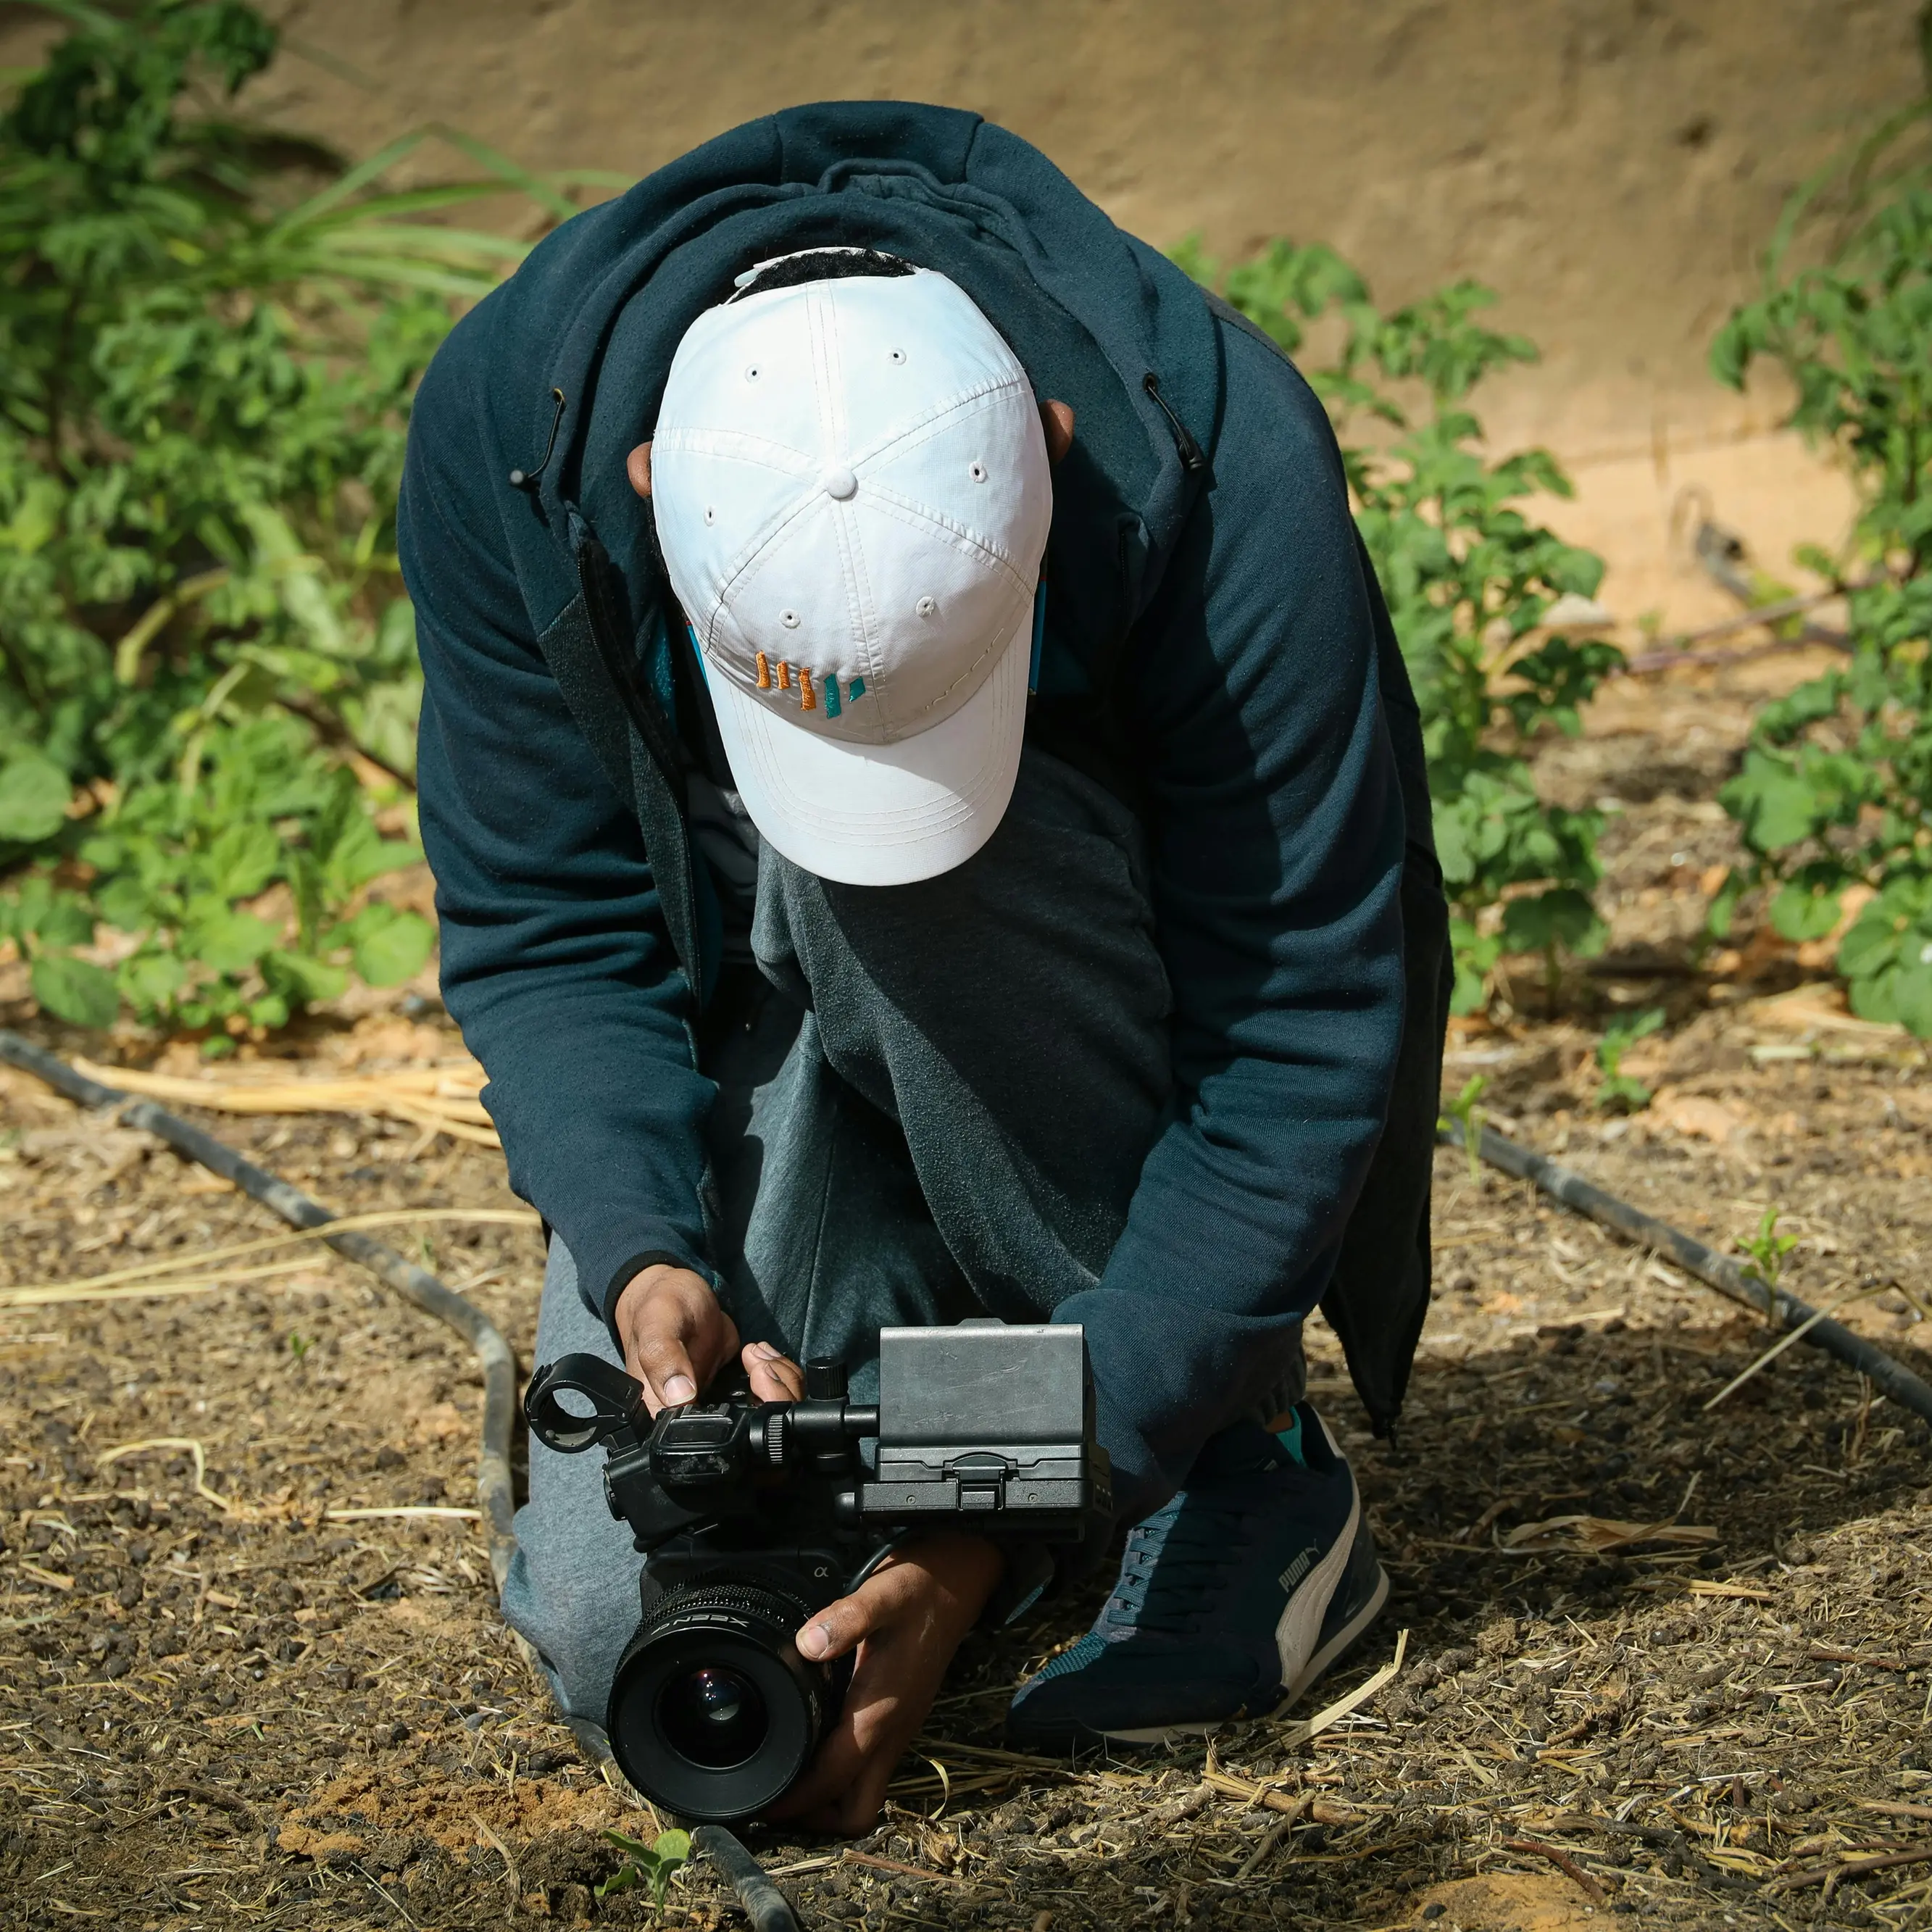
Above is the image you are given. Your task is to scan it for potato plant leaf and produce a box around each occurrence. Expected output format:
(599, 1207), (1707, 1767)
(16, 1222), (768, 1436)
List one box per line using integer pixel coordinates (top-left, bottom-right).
(1707, 137), (1932, 1030)
(0, 755), (73, 845)
(189, 909), (278, 973)
(1178, 236), (1619, 1012)
(31, 954), (121, 1029)
(0, 1), (571, 1035)
(346, 904), (434, 987)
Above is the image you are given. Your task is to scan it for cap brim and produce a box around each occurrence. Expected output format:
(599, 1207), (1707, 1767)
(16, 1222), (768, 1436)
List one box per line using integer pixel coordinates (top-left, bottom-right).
(703, 632), (1027, 887)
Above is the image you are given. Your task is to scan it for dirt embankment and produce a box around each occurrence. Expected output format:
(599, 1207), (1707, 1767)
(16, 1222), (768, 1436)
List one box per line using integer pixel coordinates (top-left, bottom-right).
(0, 0), (1912, 623)
(241, 0), (1932, 633)
(215, 0), (1920, 451)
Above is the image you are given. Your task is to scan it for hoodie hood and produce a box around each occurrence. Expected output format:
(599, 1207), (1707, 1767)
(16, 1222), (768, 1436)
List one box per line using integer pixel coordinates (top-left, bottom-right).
(469, 101), (1223, 680)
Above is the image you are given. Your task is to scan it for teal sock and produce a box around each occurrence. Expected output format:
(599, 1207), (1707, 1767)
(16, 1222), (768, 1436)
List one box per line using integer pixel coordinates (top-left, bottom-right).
(1273, 1411), (1307, 1467)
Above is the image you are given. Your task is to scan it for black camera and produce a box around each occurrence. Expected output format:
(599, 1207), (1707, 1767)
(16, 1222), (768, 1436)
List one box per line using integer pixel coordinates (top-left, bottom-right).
(524, 1320), (1110, 1822)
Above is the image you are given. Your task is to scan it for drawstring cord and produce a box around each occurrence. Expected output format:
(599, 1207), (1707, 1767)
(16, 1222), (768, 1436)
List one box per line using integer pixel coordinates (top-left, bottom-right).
(509, 388), (567, 491)
(1143, 372), (1207, 474)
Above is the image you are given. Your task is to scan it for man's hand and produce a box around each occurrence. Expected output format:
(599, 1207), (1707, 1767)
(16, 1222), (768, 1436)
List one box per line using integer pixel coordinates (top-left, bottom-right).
(610, 1263), (801, 1411)
(767, 1532), (1004, 1835)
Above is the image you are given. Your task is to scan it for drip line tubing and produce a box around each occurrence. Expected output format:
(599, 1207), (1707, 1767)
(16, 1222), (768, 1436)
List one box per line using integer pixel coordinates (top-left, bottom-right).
(0, 1031), (517, 1580)
(1443, 1117), (1932, 1428)
(1, 1030), (799, 1924)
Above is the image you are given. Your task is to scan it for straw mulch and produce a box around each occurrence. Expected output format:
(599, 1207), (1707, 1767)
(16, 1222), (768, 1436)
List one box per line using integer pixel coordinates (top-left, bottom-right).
(3, 1006), (1929, 1929)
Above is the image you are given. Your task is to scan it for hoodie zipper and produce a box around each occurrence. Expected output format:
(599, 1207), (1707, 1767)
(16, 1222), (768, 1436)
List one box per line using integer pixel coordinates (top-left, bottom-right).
(1142, 372), (1207, 474)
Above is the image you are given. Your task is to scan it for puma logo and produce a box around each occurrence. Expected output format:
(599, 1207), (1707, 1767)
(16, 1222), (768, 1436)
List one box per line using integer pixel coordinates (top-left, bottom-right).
(1277, 1545), (1317, 1594)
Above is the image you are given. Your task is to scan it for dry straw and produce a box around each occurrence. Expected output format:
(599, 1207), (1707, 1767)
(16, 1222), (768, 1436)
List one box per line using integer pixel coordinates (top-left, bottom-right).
(70, 1055), (501, 1147)
(96, 1436), (231, 1510)
(0, 1207), (541, 1310)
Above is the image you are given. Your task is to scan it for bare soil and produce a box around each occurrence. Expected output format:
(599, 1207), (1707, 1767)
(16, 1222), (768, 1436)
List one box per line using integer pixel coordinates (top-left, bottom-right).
(4, 654), (1931, 1931)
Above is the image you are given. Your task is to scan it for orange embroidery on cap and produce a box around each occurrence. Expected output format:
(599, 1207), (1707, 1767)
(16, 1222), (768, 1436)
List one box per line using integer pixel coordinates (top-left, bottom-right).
(800, 668), (817, 711)
(755, 651), (772, 689)
(776, 660), (792, 691)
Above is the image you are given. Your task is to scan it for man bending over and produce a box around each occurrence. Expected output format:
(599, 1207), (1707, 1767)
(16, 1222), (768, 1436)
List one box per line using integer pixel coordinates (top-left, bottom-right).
(400, 101), (1448, 1834)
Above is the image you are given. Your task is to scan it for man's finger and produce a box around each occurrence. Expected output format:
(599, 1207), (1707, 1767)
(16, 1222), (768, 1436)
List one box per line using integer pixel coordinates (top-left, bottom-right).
(765, 1642), (912, 1828)
(783, 1744), (902, 1836)
(766, 1707), (875, 1823)
(836, 1752), (902, 1836)
(743, 1341), (805, 1403)
(615, 1267), (738, 1412)
(794, 1591), (873, 1665)
(794, 1564), (918, 1664)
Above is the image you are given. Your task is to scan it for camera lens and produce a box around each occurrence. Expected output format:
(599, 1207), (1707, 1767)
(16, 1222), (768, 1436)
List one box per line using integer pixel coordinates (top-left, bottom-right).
(657, 1665), (767, 1769)
(607, 1576), (845, 1823)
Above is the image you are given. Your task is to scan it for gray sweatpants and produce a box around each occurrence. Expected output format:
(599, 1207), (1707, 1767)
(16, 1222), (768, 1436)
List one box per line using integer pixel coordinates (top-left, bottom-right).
(499, 749), (1296, 1719)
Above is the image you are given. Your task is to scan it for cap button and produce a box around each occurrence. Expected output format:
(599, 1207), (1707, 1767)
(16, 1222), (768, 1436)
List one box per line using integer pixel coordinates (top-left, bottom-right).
(822, 465), (858, 501)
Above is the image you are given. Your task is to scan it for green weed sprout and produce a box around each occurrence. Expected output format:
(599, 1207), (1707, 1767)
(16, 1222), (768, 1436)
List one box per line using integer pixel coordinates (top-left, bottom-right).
(1594, 1007), (1665, 1112)
(597, 1828), (691, 1908)
(287, 1331), (312, 1362)
(1438, 1073), (1489, 1183)
(1739, 1208), (1799, 1292)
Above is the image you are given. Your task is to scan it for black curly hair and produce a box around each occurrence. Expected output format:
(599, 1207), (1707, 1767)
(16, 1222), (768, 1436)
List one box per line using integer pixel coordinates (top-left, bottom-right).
(726, 246), (915, 303)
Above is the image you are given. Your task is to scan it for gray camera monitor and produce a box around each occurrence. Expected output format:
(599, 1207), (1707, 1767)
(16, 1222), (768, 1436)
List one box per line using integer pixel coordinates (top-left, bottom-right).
(865, 1321), (1098, 1531)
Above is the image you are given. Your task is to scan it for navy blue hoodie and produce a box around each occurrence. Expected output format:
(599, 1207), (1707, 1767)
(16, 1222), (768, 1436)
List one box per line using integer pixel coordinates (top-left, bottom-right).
(399, 102), (1431, 1524)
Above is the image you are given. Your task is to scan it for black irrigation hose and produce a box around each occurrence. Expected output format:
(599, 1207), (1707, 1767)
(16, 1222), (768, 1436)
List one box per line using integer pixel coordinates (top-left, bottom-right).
(693, 1827), (804, 1932)
(1, 1032), (800, 1920)
(0, 1030), (518, 1585)
(1444, 1117), (1932, 1429)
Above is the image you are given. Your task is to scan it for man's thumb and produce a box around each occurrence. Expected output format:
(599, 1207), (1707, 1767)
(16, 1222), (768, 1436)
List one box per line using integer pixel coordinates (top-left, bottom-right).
(632, 1330), (699, 1410)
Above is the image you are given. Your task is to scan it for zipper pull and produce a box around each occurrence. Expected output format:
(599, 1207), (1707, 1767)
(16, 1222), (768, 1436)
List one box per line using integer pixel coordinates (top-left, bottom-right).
(1142, 372), (1207, 475)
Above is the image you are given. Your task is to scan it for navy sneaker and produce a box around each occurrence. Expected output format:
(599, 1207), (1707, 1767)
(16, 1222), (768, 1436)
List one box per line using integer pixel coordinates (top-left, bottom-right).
(1005, 1403), (1387, 1746)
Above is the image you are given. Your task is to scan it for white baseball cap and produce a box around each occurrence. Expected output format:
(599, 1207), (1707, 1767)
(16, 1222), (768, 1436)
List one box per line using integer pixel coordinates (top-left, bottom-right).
(651, 257), (1052, 886)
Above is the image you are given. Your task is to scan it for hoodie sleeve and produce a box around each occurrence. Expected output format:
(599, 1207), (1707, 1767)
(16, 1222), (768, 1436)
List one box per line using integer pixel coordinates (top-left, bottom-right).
(399, 336), (716, 1330)
(1052, 322), (1408, 1525)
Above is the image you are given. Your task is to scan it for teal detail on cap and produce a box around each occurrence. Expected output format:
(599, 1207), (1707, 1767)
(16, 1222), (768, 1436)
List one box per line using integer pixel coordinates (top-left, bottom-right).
(823, 675), (841, 718)
(847, 677), (866, 700)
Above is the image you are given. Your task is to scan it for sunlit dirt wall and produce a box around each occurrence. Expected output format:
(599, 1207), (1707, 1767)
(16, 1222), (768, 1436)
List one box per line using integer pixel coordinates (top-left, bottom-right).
(4, 0), (1919, 624)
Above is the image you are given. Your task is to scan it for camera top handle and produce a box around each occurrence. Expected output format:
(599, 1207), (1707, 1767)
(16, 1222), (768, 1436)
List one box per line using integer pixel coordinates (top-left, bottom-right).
(525, 1353), (883, 1464)
(525, 1353), (649, 1454)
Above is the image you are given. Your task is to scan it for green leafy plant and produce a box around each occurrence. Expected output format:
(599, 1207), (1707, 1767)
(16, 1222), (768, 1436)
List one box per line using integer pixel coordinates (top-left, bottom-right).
(1593, 1007), (1665, 1112)
(0, 867), (113, 1024)
(1176, 239), (1620, 1015)
(1437, 1072), (1489, 1182)
(596, 1828), (691, 1908)
(0, 1), (601, 1043)
(1738, 1207), (1800, 1291)
(287, 1330), (312, 1361)
(1708, 28), (1932, 1032)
